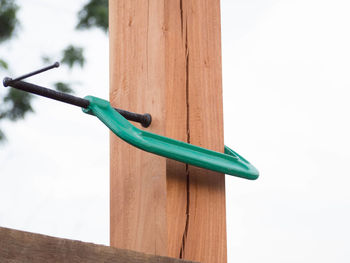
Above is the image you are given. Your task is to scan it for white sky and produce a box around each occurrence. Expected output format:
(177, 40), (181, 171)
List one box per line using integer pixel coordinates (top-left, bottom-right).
(1, 0), (350, 262)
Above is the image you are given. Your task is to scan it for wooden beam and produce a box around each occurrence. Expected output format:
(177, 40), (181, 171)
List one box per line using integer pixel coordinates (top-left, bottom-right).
(109, 1), (226, 262)
(0, 227), (197, 263)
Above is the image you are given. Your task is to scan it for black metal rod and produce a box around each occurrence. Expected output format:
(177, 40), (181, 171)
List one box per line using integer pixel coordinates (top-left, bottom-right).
(10, 62), (60, 82)
(2, 78), (152, 128)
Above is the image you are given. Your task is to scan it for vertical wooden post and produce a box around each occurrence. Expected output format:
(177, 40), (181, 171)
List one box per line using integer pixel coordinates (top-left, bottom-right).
(109, 1), (226, 262)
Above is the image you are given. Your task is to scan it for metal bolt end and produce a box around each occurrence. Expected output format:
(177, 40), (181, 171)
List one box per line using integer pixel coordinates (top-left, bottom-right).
(141, 113), (152, 128)
(3, 77), (12, 87)
(53, 61), (60, 68)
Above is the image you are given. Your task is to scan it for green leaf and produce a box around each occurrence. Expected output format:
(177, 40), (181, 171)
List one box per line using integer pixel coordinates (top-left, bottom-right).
(76, 0), (108, 32)
(54, 82), (74, 94)
(61, 45), (85, 69)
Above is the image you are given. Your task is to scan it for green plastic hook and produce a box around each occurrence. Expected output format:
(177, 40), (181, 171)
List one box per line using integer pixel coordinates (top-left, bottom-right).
(3, 63), (258, 180)
(83, 96), (259, 180)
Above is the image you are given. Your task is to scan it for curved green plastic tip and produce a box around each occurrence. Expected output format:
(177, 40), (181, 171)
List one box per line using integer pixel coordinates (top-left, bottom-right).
(83, 96), (259, 180)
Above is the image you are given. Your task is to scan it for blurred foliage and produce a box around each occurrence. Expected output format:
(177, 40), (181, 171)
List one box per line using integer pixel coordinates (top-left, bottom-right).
(0, 0), (19, 43)
(54, 82), (74, 94)
(0, 0), (24, 139)
(0, 59), (8, 69)
(2, 88), (33, 121)
(77, 0), (108, 32)
(0, 128), (5, 141)
(0, 0), (108, 141)
(61, 45), (85, 69)
(41, 55), (52, 64)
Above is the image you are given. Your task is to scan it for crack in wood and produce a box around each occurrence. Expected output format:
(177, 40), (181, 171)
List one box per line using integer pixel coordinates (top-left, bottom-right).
(179, 1), (190, 258)
(180, 0), (184, 35)
(179, 163), (190, 259)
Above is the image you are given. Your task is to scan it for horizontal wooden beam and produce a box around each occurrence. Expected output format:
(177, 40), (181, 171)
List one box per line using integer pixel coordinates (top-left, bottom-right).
(0, 227), (198, 263)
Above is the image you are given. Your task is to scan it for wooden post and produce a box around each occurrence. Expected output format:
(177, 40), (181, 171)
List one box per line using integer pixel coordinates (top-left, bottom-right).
(109, 1), (226, 262)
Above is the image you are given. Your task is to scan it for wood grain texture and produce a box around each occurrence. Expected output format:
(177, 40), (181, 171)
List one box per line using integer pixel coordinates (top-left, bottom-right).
(110, 0), (226, 262)
(109, 0), (167, 256)
(109, 0), (187, 257)
(182, 1), (227, 262)
(0, 227), (197, 263)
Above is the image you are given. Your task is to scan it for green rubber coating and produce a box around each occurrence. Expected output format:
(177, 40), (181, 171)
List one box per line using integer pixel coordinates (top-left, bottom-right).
(83, 96), (259, 180)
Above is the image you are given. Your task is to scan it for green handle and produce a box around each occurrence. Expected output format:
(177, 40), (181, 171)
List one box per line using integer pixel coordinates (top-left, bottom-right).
(83, 96), (259, 180)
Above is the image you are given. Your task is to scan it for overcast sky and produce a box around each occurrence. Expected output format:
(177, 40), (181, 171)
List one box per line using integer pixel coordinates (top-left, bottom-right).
(1, 0), (350, 262)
